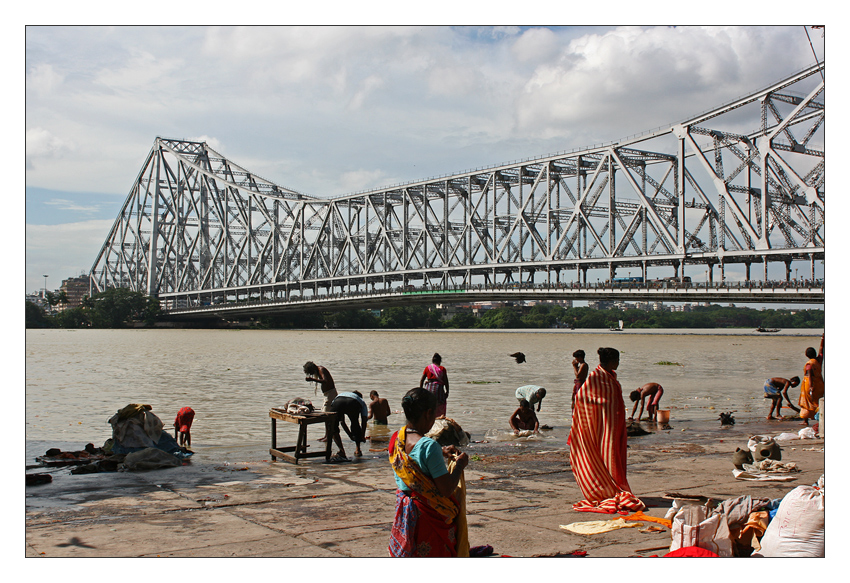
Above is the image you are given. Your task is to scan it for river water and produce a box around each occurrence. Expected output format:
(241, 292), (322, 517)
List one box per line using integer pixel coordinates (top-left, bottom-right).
(25, 328), (823, 464)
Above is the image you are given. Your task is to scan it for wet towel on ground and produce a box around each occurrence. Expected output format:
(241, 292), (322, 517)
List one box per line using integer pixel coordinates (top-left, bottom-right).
(560, 518), (644, 535)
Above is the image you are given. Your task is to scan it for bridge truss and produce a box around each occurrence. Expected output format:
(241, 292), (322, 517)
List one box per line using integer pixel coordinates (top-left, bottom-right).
(90, 62), (824, 311)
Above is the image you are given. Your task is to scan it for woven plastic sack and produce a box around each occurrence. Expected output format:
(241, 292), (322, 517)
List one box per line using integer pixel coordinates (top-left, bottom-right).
(753, 480), (824, 557)
(670, 505), (733, 557)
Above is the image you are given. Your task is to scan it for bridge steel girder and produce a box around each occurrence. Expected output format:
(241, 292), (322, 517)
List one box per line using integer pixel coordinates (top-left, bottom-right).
(90, 63), (825, 312)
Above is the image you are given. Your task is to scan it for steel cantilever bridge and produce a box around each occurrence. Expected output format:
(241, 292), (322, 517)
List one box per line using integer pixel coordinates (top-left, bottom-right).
(90, 62), (825, 319)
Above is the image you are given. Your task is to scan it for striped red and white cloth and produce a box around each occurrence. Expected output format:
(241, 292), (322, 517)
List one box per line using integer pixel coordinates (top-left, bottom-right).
(569, 364), (645, 514)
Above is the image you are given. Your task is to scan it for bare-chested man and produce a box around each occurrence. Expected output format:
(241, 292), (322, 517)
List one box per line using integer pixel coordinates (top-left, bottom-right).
(763, 376), (801, 420)
(303, 361), (338, 411)
(571, 350), (589, 408)
(629, 382), (664, 422)
(304, 361), (338, 441)
(367, 390), (391, 424)
(509, 399), (539, 435)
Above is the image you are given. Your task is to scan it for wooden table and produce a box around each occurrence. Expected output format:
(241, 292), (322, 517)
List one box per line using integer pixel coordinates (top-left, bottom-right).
(269, 408), (338, 464)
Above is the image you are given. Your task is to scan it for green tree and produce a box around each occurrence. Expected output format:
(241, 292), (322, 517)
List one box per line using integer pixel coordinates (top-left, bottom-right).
(25, 301), (50, 328)
(379, 305), (437, 328)
(53, 307), (90, 328)
(444, 311), (477, 329)
(86, 288), (160, 328)
(476, 307), (524, 329)
(324, 309), (380, 329)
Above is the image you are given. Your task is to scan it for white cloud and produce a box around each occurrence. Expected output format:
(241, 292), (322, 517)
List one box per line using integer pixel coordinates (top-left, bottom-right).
(25, 220), (114, 292)
(43, 198), (100, 213)
(188, 135), (225, 153)
(512, 27), (560, 63)
(25, 128), (73, 169)
(26, 63), (64, 97)
(338, 169), (392, 193)
(514, 26), (817, 140)
(348, 74), (385, 110)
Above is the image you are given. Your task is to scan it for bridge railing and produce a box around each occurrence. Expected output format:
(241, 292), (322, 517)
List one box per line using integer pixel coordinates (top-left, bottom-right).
(161, 278), (824, 314)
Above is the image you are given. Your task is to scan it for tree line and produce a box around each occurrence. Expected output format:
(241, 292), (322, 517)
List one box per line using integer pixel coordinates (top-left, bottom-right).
(253, 302), (824, 330)
(27, 292), (824, 330)
(26, 288), (161, 328)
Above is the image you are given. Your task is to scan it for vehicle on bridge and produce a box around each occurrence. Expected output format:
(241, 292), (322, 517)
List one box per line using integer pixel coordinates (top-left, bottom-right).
(612, 277), (644, 287)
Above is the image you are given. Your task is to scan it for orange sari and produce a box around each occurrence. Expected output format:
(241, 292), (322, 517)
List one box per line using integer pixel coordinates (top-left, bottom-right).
(799, 358), (824, 420)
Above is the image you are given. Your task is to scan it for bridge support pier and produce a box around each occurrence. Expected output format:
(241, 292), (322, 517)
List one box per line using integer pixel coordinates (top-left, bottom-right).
(785, 260), (792, 282)
(745, 262), (751, 282)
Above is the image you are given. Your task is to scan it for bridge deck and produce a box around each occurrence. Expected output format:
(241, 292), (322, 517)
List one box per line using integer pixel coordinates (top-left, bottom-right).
(162, 281), (824, 319)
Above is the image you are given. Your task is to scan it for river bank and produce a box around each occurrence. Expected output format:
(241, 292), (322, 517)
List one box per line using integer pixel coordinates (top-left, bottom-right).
(25, 415), (824, 559)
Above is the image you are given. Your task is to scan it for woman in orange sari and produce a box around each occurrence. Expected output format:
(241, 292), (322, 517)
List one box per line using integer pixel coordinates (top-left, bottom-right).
(569, 347), (645, 514)
(799, 346), (824, 425)
(389, 388), (469, 557)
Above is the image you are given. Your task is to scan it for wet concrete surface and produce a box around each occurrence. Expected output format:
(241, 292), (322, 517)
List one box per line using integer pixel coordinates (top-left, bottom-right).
(25, 429), (825, 558)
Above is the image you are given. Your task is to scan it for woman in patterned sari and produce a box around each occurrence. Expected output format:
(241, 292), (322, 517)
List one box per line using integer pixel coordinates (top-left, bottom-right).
(569, 347), (645, 514)
(419, 353), (450, 417)
(389, 387), (469, 557)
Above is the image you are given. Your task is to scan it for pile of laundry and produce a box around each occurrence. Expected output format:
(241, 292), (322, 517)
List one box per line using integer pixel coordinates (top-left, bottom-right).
(274, 398), (315, 415)
(28, 404), (193, 481)
(558, 478), (824, 557)
(664, 478), (824, 557)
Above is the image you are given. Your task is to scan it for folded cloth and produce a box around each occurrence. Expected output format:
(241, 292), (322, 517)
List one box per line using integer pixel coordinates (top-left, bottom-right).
(559, 518), (644, 535)
(623, 510), (673, 529)
(743, 459), (799, 473)
(733, 469), (797, 482)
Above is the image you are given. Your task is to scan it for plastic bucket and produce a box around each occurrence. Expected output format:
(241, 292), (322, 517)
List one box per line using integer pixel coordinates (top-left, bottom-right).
(657, 410), (670, 424)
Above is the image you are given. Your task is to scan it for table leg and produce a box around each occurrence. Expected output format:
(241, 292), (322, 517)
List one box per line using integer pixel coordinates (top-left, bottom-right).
(296, 422), (307, 464)
(324, 418), (334, 461)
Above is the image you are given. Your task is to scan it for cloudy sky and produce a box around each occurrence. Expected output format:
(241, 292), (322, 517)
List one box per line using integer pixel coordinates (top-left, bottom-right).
(24, 22), (826, 295)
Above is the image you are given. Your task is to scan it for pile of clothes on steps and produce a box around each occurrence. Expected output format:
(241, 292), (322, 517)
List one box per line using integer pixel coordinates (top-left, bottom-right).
(30, 404), (194, 478)
(100, 403), (193, 471)
(664, 475), (824, 557)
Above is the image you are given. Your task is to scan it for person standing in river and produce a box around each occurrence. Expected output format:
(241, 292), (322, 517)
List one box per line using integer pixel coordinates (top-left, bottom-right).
(419, 353), (449, 417)
(799, 341), (824, 426)
(628, 382), (664, 422)
(571, 350), (588, 409)
(304, 361), (338, 413)
(304, 361), (339, 442)
(569, 347), (644, 514)
(762, 376), (800, 419)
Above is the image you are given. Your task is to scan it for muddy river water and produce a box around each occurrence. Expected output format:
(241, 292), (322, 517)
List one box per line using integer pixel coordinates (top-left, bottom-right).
(25, 328), (823, 464)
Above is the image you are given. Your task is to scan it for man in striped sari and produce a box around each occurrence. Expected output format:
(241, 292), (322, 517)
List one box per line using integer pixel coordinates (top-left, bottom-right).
(569, 347), (645, 514)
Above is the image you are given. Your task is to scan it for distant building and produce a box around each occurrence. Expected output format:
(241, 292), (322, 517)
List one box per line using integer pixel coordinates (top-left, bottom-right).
(59, 275), (92, 310)
(26, 292), (46, 308)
